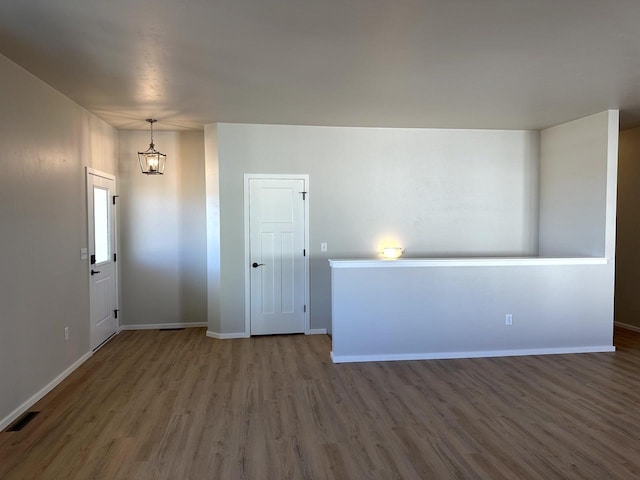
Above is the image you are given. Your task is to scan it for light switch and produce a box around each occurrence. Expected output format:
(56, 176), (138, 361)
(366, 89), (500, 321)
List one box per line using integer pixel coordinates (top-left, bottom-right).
(81, 248), (88, 260)
(321, 242), (328, 252)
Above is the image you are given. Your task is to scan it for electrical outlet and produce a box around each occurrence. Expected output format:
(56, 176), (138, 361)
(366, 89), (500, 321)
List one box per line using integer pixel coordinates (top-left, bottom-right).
(64, 326), (69, 341)
(505, 314), (513, 326)
(321, 242), (328, 252)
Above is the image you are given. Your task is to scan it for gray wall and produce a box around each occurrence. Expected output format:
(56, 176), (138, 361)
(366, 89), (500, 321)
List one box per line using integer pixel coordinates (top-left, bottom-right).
(0, 53), (117, 425)
(209, 123), (540, 334)
(539, 111), (618, 257)
(615, 126), (640, 328)
(118, 131), (207, 326)
(204, 125), (221, 333)
(179, 132), (208, 324)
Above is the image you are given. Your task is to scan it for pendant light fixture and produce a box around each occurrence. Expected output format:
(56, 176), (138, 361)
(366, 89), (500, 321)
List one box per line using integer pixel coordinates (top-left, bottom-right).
(138, 119), (166, 175)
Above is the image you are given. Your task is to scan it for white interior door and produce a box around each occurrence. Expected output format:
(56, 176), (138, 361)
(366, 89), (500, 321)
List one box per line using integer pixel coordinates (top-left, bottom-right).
(249, 177), (307, 335)
(87, 169), (118, 349)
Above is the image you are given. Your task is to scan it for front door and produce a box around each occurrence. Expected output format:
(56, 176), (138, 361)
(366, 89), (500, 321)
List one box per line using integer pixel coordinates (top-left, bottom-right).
(87, 169), (118, 349)
(248, 177), (307, 335)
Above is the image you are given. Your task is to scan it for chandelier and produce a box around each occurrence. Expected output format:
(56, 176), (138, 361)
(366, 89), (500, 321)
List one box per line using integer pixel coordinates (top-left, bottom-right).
(138, 119), (166, 175)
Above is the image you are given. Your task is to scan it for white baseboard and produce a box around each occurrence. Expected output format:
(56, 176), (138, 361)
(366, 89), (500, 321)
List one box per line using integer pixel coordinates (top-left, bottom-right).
(307, 328), (328, 335)
(330, 345), (616, 364)
(206, 330), (250, 339)
(120, 322), (207, 331)
(0, 351), (93, 431)
(615, 321), (640, 333)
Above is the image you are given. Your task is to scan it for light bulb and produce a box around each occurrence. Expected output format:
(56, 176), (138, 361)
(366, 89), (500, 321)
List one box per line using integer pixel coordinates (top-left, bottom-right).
(381, 247), (403, 259)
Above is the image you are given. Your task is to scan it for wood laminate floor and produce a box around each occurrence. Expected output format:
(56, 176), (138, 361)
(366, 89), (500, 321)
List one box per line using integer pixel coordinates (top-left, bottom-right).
(2, 328), (640, 479)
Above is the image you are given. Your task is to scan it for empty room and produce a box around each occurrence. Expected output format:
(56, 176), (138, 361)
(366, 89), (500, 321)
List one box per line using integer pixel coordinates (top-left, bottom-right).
(3, 1), (640, 479)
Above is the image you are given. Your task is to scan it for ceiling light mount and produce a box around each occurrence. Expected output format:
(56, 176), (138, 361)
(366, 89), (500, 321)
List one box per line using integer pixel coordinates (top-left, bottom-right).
(138, 118), (166, 175)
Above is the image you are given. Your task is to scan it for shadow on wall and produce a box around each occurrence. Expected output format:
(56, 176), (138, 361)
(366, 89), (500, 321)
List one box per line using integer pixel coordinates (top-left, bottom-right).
(309, 257), (332, 332)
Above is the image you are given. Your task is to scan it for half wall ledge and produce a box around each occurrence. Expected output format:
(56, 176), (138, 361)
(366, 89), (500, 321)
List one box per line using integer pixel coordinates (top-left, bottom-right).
(328, 257), (608, 268)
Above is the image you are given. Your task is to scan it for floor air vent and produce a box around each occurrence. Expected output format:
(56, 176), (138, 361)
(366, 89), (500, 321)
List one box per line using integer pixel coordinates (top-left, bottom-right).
(5, 411), (39, 432)
(160, 328), (185, 331)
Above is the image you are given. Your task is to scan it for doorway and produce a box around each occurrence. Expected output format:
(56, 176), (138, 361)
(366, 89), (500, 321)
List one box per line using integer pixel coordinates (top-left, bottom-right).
(245, 174), (309, 335)
(86, 168), (118, 349)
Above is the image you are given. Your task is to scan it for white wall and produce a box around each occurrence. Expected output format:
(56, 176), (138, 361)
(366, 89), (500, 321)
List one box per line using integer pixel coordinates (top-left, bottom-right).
(330, 111), (619, 361)
(207, 123), (540, 334)
(615, 126), (640, 328)
(539, 111), (619, 257)
(118, 131), (207, 327)
(331, 261), (614, 361)
(0, 53), (117, 426)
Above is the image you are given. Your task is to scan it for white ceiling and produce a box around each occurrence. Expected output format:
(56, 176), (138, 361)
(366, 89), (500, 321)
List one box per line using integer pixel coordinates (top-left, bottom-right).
(2, 0), (640, 131)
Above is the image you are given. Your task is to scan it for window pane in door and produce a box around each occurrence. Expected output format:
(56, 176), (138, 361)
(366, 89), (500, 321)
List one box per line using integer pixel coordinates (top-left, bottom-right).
(94, 186), (110, 263)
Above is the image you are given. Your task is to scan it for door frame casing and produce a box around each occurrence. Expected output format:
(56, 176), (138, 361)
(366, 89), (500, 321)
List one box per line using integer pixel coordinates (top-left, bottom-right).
(86, 167), (119, 346)
(244, 173), (310, 336)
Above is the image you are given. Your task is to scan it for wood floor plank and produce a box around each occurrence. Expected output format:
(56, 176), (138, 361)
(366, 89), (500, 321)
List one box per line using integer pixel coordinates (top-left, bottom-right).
(3, 327), (640, 479)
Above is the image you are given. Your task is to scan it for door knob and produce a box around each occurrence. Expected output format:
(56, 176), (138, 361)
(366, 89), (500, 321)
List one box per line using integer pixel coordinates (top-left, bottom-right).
(252, 262), (265, 268)
(91, 269), (101, 275)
